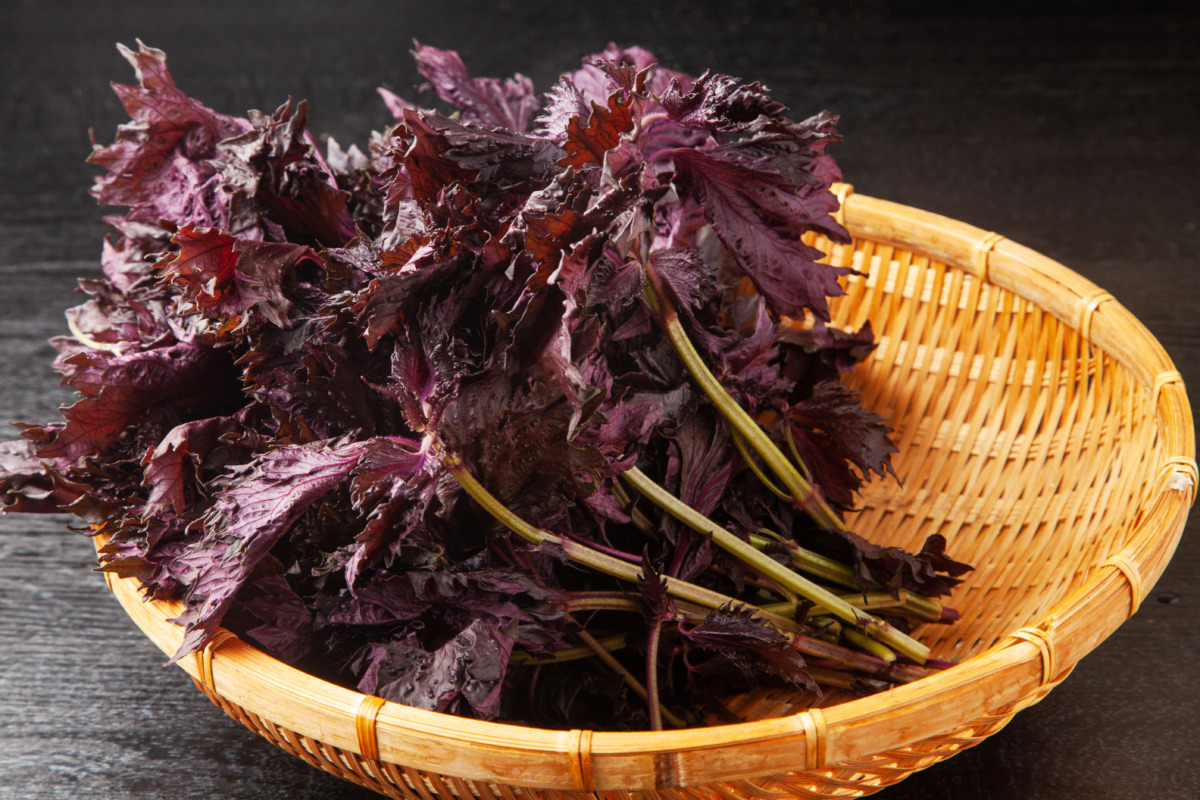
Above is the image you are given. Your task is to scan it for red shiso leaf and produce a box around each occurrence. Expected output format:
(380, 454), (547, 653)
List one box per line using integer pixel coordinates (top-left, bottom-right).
(784, 380), (898, 511)
(88, 42), (251, 233)
(168, 439), (368, 662)
(412, 42), (540, 133)
(667, 146), (852, 321)
(559, 93), (635, 170)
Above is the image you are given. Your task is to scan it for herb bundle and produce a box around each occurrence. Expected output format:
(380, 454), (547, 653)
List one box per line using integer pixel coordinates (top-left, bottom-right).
(0, 42), (970, 730)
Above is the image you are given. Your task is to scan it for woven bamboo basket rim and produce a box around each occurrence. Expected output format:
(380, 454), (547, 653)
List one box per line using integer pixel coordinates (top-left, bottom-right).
(95, 185), (1195, 796)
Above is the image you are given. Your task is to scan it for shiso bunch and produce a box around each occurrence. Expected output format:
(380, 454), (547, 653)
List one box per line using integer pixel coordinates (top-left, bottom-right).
(0, 42), (970, 730)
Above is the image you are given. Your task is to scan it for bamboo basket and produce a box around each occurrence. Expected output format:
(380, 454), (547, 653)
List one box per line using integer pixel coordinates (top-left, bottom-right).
(96, 185), (1196, 799)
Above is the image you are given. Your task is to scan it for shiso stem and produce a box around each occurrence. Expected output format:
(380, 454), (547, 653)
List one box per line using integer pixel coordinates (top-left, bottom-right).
(565, 591), (643, 614)
(445, 455), (792, 627)
(646, 621), (665, 730)
(642, 266), (844, 531)
(841, 628), (898, 663)
(748, 534), (945, 623)
(570, 620), (687, 729)
(729, 430), (791, 501)
(67, 314), (122, 353)
(747, 531), (860, 589)
(804, 666), (890, 693)
(610, 479), (657, 535)
(511, 633), (629, 665)
(552, 595), (918, 683)
(445, 456), (914, 680)
(748, 533), (950, 623)
(901, 593), (952, 623)
(761, 591), (918, 616)
(621, 467), (930, 665)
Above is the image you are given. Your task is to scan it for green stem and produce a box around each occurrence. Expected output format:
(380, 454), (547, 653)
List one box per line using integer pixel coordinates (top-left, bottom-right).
(749, 534), (949, 623)
(841, 628), (898, 663)
(445, 455), (794, 629)
(806, 666), (892, 693)
(761, 591), (918, 617)
(511, 634), (629, 665)
(571, 621), (687, 729)
(565, 592), (642, 615)
(901, 592), (950, 623)
(611, 479), (657, 535)
(729, 430), (791, 501)
(790, 632), (892, 674)
(643, 269), (844, 531)
(646, 621), (664, 731)
(748, 531), (860, 589)
(447, 456), (921, 682)
(622, 467), (929, 664)
(887, 663), (946, 683)
(808, 615), (843, 642)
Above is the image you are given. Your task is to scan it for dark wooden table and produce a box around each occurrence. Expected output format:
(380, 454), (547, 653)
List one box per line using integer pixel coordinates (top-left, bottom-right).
(2, 3), (1197, 798)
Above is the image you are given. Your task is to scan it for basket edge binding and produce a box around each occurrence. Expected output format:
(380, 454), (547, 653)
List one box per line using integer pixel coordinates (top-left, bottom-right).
(91, 189), (1195, 793)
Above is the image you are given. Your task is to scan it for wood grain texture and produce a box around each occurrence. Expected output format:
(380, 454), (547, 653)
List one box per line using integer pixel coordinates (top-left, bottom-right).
(2, 2), (1197, 798)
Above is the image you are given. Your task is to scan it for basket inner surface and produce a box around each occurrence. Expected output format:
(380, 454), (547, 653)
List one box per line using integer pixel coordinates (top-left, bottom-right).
(717, 232), (1161, 724)
(827, 234), (1156, 669)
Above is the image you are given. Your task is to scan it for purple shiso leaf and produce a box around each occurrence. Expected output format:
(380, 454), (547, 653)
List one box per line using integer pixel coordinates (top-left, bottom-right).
(140, 426), (191, 516)
(168, 439), (368, 662)
(781, 319), (879, 376)
(665, 146), (852, 321)
(240, 573), (319, 665)
(670, 408), (736, 519)
(572, 346), (661, 483)
(806, 528), (973, 599)
(354, 242), (461, 350)
(141, 416), (241, 516)
(638, 556), (679, 625)
(263, 343), (401, 441)
(67, 235), (174, 349)
(412, 42), (541, 133)
(342, 480), (436, 589)
(340, 567), (569, 717)
(342, 435), (441, 586)
(566, 43), (689, 107)
(217, 99), (357, 246)
(169, 433), (451, 662)
(658, 69), (846, 194)
(540, 44), (701, 160)
(695, 296), (789, 413)
(324, 567), (566, 642)
(439, 363), (606, 525)
(679, 603), (818, 692)
(378, 285), (473, 433)
(386, 108), (476, 205)
(658, 71), (788, 133)
(644, 248), (718, 318)
(364, 618), (516, 719)
(161, 224), (319, 329)
(559, 92), (636, 170)
(88, 41), (251, 234)
(37, 342), (239, 461)
(784, 380), (898, 511)
(96, 517), (193, 599)
(535, 75), (590, 143)
(0, 439), (83, 513)
(438, 118), (563, 193)
(377, 86), (417, 121)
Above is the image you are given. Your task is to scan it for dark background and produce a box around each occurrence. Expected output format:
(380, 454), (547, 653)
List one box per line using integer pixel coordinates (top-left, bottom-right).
(2, 1), (1197, 798)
